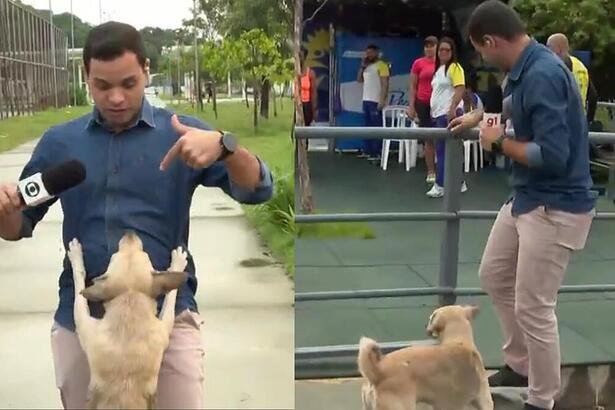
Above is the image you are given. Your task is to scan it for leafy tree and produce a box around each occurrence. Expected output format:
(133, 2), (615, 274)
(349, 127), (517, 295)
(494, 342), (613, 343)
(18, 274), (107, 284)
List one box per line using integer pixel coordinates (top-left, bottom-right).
(236, 29), (283, 128)
(514, 0), (615, 98)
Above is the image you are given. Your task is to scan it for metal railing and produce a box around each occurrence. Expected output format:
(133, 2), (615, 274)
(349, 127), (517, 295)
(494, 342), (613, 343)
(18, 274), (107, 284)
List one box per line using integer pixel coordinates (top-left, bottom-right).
(294, 125), (615, 379)
(0, 0), (70, 119)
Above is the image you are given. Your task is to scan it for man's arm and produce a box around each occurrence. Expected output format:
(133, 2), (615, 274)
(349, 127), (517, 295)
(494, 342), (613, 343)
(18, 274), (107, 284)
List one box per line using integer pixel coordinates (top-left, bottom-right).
(0, 132), (56, 241)
(378, 62), (390, 109)
(483, 71), (570, 174)
(380, 76), (389, 108)
(357, 63), (366, 83)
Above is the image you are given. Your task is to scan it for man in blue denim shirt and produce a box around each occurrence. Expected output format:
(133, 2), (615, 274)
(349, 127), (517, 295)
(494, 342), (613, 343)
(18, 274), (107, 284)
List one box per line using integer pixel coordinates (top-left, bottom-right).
(0, 22), (272, 409)
(450, 2), (595, 409)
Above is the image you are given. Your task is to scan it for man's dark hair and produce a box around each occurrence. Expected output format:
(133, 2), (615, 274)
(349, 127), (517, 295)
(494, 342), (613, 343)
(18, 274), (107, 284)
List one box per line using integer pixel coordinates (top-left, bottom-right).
(83, 21), (147, 74)
(366, 44), (379, 51)
(467, 0), (526, 45)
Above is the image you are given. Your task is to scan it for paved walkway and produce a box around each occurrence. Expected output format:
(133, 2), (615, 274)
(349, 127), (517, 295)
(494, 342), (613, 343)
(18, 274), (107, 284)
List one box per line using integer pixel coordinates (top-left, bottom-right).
(0, 118), (293, 407)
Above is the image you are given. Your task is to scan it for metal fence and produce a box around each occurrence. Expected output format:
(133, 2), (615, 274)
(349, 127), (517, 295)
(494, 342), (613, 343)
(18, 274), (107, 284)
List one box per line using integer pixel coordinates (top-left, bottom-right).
(294, 125), (615, 379)
(0, 0), (69, 119)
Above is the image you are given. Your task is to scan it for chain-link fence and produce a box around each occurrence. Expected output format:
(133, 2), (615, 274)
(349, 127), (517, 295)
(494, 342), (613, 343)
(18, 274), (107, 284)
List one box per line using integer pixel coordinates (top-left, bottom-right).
(0, 0), (69, 119)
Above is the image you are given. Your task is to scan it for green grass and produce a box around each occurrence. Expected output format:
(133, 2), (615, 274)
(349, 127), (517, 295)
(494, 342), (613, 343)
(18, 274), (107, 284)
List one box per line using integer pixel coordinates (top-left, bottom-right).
(171, 99), (295, 277)
(0, 106), (91, 152)
(298, 221), (375, 239)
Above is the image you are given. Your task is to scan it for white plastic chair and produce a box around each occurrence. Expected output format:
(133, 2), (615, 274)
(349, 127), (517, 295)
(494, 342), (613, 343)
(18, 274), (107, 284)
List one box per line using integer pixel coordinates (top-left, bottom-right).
(381, 106), (418, 171)
(463, 140), (484, 172)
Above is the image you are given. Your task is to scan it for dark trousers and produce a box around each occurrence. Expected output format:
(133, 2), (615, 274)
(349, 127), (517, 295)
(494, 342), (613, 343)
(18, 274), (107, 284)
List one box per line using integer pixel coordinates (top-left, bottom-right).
(362, 100), (382, 156)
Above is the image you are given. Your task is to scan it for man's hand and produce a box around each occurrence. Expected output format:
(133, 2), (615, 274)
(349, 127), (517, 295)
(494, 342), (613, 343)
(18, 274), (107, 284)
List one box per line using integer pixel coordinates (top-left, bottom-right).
(479, 122), (504, 152)
(448, 110), (482, 135)
(378, 102), (385, 111)
(0, 183), (23, 217)
(447, 109), (458, 123)
(160, 114), (223, 171)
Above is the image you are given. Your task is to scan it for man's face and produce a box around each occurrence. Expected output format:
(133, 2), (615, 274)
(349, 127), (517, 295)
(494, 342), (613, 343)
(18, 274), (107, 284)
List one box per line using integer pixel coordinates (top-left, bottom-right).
(424, 43), (436, 59)
(87, 51), (147, 130)
(365, 48), (378, 62)
(471, 36), (504, 69)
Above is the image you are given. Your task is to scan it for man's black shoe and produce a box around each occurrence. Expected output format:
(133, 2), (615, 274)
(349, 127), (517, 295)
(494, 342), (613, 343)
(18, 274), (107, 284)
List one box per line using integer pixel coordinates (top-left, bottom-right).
(488, 364), (528, 387)
(524, 403), (549, 410)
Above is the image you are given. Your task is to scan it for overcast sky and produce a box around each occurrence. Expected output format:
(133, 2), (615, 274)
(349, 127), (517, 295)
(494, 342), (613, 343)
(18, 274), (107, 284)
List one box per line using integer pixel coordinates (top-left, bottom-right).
(21, 0), (196, 29)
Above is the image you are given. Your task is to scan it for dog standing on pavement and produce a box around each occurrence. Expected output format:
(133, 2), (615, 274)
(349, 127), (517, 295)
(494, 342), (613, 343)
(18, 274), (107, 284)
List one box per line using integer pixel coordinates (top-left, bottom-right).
(358, 305), (494, 410)
(67, 231), (188, 409)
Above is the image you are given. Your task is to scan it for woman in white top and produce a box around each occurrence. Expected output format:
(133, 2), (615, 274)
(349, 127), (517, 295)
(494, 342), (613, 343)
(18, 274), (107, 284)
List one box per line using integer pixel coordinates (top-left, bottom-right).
(427, 37), (467, 198)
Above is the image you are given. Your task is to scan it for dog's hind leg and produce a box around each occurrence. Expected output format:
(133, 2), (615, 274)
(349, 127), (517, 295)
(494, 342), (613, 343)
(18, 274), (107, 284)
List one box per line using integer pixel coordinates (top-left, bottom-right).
(159, 247), (188, 334)
(68, 239), (98, 343)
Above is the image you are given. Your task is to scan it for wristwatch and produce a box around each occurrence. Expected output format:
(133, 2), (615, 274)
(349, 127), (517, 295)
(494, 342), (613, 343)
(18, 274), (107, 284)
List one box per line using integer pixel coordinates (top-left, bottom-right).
(218, 131), (237, 161)
(491, 134), (506, 154)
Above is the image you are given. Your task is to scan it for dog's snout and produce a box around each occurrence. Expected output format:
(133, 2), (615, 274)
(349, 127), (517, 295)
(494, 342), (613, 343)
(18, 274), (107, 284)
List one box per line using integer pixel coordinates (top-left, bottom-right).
(124, 230), (137, 240)
(119, 230), (143, 250)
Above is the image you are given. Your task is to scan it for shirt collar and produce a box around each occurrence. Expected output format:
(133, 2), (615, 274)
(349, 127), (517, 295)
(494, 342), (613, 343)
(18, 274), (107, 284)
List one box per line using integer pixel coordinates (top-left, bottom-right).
(508, 38), (539, 82)
(85, 97), (156, 131)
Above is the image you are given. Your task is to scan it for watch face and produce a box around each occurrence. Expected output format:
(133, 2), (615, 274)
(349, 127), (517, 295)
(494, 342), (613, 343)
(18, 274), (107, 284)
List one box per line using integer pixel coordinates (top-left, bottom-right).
(222, 133), (237, 152)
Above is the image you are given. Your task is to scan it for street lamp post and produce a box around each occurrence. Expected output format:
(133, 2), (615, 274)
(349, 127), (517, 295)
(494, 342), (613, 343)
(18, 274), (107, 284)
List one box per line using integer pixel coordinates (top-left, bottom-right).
(49, 0), (58, 108)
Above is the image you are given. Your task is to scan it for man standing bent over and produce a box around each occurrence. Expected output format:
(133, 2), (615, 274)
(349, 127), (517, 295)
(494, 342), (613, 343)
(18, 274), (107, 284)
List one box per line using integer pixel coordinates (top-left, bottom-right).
(449, 2), (596, 409)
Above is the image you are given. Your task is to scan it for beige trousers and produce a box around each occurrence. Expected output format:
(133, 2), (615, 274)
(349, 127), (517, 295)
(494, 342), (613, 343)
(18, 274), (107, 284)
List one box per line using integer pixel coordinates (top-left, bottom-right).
(479, 202), (593, 409)
(50, 309), (205, 409)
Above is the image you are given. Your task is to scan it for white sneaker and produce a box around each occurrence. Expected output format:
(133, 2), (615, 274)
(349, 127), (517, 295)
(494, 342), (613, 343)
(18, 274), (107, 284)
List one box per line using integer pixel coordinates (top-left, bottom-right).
(461, 181), (468, 193)
(427, 184), (444, 198)
(426, 172), (436, 184)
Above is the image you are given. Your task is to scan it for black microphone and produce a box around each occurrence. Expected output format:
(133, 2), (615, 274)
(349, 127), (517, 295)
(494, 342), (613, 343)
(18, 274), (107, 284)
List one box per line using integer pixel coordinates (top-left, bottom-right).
(17, 160), (87, 207)
(483, 84), (503, 128)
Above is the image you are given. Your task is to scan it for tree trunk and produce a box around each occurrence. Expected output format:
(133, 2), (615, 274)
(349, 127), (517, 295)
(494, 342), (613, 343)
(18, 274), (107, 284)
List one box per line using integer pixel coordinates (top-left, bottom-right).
(213, 84), (218, 119)
(197, 77), (204, 111)
(294, 0), (314, 213)
(244, 81), (250, 108)
(260, 78), (270, 119)
(253, 83), (259, 129)
(273, 84), (278, 117)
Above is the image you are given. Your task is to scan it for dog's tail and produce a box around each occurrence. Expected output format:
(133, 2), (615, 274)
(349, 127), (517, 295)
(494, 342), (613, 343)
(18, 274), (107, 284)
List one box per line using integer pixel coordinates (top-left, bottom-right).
(358, 336), (383, 385)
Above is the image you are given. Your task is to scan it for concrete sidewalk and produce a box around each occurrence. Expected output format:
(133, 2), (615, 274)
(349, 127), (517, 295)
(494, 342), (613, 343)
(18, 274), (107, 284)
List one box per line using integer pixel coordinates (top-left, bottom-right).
(0, 141), (294, 409)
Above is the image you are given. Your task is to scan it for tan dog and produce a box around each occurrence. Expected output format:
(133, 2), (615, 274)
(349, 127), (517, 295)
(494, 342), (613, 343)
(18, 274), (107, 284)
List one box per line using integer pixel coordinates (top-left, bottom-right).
(67, 231), (188, 409)
(357, 305), (493, 410)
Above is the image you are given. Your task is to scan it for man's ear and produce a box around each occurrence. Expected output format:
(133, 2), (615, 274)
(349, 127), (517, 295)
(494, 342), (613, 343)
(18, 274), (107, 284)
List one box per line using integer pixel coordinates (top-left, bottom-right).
(150, 271), (187, 298)
(80, 277), (121, 302)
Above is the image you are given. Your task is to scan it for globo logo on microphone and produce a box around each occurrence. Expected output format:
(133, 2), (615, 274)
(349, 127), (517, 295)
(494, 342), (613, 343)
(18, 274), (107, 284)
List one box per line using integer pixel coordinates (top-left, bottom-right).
(24, 181), (41, 197)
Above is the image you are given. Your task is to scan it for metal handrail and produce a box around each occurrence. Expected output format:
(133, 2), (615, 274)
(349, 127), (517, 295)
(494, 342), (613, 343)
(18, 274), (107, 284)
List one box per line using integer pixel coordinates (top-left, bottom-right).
(295, 125), (615, 143)
(294, 124), (615, 378)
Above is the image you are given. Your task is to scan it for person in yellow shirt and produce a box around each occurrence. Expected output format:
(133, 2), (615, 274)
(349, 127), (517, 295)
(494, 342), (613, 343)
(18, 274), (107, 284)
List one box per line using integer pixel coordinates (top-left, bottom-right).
(427, 37), (467, 198)
(547, 33), (597, 124)
(357, 44), (390, 160)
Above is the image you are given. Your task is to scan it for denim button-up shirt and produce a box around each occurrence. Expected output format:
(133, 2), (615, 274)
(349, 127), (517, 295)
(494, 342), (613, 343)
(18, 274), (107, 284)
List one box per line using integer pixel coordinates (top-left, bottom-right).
(505, 39), (596, 215)
(19, 99), (274, 330)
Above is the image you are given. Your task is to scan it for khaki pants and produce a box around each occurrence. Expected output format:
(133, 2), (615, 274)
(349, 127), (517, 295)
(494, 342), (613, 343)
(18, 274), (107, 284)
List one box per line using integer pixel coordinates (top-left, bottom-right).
(479, 202), (593, 409)
(50, 309), (205, 409)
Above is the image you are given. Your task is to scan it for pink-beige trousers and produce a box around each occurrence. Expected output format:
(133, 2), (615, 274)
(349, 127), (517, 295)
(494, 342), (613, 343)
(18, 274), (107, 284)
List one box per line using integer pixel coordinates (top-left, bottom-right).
(479, 202), (593, 409)
(50, 309), (205, 409)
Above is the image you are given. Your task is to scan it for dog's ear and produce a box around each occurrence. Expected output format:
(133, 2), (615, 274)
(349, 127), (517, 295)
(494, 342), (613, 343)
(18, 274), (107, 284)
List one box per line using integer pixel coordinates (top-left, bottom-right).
(150, 271), (187, 297)
(464, 305), (480, 320)
(426, 311), (443, 338)
(80, 277), (122, 302)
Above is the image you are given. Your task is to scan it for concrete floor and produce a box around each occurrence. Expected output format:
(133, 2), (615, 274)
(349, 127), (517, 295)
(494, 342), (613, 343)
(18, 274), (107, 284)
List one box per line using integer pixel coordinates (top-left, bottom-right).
(0, 137), (294, 408)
